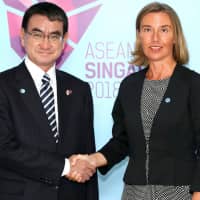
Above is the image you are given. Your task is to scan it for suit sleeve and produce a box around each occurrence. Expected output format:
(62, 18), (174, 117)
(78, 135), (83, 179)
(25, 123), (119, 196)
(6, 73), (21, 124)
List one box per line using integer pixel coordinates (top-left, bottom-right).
(189, 72), (200, 192)
(0, 79), (64, 185)
(98, 85), (129, 174)
(83, 83), (99, 200)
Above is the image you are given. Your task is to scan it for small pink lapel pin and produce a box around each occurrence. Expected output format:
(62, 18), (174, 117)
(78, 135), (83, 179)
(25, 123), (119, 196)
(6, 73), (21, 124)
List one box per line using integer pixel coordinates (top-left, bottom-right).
(66, 89), (72, 96)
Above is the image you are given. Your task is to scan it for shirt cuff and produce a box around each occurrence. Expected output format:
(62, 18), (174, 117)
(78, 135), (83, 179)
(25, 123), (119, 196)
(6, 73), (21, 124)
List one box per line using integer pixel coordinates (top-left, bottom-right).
(61, 158), (70, 176)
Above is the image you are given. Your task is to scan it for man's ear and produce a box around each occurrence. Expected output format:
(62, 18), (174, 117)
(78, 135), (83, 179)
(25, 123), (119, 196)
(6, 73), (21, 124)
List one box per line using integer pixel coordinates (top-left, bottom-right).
(20, 28), (26, 48)
(62, 32), (69, 49)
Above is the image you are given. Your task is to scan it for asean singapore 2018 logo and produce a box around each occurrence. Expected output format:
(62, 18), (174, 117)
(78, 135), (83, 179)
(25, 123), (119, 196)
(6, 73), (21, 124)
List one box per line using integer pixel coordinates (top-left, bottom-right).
(4, 0), (102, 68)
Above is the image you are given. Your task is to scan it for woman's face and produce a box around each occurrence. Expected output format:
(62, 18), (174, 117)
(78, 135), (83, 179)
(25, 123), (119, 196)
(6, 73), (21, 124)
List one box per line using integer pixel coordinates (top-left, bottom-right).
(138, 12), (175, 64)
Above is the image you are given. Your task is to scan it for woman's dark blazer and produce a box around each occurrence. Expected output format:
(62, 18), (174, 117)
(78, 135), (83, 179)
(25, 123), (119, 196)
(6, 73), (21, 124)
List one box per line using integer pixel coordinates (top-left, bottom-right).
(99, 65), (200, 192)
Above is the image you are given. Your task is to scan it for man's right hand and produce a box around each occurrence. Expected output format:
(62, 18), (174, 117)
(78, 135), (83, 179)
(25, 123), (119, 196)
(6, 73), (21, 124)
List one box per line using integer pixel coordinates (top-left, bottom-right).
(66, 154), (96, 183)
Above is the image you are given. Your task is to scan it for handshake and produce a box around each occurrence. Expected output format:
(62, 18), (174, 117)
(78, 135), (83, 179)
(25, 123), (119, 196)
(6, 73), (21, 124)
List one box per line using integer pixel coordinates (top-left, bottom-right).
(66, 153), (107, 183)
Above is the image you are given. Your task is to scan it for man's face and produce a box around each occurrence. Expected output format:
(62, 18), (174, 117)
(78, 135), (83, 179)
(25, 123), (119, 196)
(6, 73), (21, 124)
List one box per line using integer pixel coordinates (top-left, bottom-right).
(20, 14), (68, 71)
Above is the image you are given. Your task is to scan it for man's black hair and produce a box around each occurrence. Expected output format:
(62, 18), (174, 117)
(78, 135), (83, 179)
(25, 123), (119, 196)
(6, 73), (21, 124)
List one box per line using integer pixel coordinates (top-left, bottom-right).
(22, 2), (68, 34)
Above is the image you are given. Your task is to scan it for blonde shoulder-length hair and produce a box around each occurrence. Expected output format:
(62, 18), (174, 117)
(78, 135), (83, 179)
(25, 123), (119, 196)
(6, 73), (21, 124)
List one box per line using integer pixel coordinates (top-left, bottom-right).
(130, 2), (189, 66)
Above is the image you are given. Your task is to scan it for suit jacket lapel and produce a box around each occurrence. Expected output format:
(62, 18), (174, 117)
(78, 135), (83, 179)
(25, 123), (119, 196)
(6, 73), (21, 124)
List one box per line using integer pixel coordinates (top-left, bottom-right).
(15, 62), (54, 140)
(56, 70), (72, 142)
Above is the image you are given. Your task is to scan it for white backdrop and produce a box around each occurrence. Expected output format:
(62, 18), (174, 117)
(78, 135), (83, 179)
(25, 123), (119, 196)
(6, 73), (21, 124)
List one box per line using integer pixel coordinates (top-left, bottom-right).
(1, 0), (200, 199)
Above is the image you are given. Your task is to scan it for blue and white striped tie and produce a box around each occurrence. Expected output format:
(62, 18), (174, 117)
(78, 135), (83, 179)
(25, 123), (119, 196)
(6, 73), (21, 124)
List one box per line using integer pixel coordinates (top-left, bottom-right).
(40, 74), (58, 143)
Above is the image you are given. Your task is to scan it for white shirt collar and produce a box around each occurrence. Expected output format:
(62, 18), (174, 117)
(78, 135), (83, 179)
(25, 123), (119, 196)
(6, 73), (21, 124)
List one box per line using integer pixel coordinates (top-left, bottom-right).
(25, 56), (57, 92)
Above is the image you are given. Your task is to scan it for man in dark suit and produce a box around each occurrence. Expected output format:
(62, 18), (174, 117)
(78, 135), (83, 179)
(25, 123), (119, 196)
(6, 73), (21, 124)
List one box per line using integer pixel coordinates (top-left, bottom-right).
(0, 2), (98, 200)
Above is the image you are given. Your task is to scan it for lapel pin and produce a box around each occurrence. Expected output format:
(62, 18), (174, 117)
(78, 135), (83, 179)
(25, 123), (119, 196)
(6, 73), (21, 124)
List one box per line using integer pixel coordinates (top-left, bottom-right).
(66, 89), (72, 96)
(19, 88), (26, 94)
(164, 97), (171, 103)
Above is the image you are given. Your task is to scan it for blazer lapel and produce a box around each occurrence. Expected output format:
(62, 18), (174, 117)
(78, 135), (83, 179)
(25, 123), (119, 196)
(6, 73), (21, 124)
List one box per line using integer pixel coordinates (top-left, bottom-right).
(151, 66), (184, 134)
(126, 68), (147, 142)
(136, 70), (146, 133)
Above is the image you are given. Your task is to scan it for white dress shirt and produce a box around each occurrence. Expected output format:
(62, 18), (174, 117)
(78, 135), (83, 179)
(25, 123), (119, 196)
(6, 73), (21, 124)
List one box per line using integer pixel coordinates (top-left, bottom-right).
(25, 56), (70, 176)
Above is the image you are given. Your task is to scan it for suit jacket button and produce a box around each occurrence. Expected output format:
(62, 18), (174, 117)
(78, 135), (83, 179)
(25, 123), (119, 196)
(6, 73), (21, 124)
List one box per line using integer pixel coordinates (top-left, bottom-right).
(55, 186), (59, 190)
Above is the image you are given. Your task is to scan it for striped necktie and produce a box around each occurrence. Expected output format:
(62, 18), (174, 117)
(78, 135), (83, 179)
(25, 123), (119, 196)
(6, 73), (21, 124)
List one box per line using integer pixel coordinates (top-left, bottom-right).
(40, 73), (58, 143)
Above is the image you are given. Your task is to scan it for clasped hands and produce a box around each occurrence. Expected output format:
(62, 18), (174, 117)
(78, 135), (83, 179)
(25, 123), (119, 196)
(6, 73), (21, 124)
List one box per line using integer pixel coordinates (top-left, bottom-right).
(66, 154), (96, 183)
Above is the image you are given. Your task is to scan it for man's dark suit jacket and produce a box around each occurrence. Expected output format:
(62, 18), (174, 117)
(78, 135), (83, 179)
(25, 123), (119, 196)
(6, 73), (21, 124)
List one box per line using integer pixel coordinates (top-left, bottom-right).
(99, 65), (200, 192)
(0, 62), (98, 200)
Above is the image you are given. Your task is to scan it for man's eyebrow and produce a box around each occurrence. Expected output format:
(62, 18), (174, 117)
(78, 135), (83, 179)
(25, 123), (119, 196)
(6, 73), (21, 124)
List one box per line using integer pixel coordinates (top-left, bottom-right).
(30, 28), (43, 32)
(31, 28), (62, 35)
(29, 28), (62, 35)
(50, 31), (63, 35)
